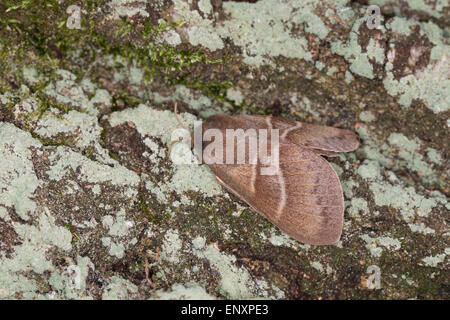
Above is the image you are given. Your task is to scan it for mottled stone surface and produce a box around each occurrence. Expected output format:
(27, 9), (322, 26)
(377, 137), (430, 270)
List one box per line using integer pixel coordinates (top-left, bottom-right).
(0, 0), (448, 299)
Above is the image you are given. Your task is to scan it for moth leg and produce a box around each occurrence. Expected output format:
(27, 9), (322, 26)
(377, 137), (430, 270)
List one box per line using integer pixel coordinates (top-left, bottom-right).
(168, 102), (195, 160)
(311, 149), (339, 157)
(174, 102), (191, 132)
(167, 136), (184, 159)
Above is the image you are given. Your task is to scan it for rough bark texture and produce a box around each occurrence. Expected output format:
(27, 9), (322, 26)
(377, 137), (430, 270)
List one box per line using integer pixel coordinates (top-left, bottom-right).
(0, 0), (448, 299)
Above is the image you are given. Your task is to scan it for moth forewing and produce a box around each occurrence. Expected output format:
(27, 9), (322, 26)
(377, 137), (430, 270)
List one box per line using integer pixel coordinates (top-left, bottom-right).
(198, 114), (357, 245)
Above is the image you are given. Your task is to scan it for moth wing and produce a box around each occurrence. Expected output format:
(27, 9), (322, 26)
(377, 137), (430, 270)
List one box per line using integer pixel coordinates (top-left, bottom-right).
(274, 117), (360, 153)
(208, 142), (344, 245)
(236, 115), (360, 154)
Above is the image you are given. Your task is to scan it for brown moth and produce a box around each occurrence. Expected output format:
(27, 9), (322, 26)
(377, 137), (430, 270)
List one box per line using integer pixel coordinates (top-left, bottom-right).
(173, 108), (360, 245)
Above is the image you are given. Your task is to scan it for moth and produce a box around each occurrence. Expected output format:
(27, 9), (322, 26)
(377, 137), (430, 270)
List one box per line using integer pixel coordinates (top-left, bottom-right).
(172, 105), (360, 245)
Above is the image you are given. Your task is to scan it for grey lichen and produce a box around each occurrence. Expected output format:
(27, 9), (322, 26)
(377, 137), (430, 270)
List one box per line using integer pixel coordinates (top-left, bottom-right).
(0, 123), (42, 220)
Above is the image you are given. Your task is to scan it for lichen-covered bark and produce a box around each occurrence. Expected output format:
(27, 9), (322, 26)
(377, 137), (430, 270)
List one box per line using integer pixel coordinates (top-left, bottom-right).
(0, 0), (448, 300)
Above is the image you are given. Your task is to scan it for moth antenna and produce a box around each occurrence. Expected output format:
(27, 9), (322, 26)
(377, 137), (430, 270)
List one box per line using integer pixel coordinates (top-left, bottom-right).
(174, 102), (191, 133)
(167, 102), (194, 160)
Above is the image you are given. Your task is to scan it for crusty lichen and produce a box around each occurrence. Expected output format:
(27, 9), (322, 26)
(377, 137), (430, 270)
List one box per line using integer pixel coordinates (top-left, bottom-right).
(0, 0), (448, 300)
